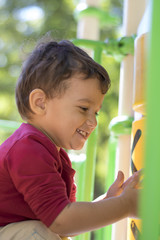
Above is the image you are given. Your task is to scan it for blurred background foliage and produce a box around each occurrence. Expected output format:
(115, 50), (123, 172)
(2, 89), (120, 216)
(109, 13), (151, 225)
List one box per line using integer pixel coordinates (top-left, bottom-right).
(0, 0), (123, 196)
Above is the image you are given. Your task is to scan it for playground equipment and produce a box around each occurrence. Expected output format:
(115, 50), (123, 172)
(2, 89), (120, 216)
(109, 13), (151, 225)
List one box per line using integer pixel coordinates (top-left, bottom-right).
(140, 1), (160, 239)
(128, 32), (146, 240)
(0, 0), (159, 239)
(110, 1), (146, 240)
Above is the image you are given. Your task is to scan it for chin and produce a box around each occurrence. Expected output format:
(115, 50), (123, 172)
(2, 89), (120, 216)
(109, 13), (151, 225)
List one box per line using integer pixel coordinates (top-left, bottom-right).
(74, 146), (84, 150)
(71, 144), (84, 151)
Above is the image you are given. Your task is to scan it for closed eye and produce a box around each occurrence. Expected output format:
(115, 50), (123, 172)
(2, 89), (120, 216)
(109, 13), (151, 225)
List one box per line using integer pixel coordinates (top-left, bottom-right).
(79, 107), (99, 117)
(79, 107), (88, 112)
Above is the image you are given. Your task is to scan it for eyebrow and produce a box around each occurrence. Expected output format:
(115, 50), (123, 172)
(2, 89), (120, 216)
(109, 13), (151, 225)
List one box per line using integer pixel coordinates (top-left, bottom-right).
(77, 98), (94, 104)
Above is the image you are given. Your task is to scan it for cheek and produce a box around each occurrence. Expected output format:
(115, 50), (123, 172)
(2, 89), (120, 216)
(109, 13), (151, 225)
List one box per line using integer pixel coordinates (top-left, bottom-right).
(73, 112), (87, 126)
(65, 117), (84, 136)
(56, 109), (86, 133)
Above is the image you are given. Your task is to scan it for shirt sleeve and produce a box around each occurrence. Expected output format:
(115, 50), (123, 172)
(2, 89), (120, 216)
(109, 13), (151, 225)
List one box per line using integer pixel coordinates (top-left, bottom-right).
(6, 135), (70, 227)
(60, 149), (77, 202)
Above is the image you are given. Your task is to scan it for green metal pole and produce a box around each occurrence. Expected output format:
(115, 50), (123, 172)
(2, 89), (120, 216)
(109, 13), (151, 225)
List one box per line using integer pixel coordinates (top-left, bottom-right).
(83, 46), (102, 202)
(71, 158), (86, 202)
(95, 136), (118, 240)
(81, 127), (98, 240)
(81, 47), (102, 240)
(72, 36), (135, 59)
(140, 1), (160, 239)
(83, 126), (98, 202)
(93, 47), (102, 64)
(103, 136), (117, 240)
(0, 119), (21, 131)
(84, 48), (102, 201)
(75, 6), (119, 26)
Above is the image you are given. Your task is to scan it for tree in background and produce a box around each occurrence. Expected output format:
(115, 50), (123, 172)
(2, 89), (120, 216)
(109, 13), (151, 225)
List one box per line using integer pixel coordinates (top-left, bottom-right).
(0, 0), (77, 120)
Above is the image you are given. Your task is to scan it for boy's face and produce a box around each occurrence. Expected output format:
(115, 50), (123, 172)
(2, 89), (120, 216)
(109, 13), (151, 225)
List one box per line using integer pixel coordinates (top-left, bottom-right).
(39, 76), (104, 150)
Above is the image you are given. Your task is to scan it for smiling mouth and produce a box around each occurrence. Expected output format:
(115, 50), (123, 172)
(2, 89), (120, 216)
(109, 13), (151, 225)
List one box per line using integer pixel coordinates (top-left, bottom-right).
(76, 129), (89, 138)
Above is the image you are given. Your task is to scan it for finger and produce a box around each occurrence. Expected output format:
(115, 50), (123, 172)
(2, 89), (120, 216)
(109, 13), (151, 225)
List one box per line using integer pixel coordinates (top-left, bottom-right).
(134, 172), (144, 188)
(136, 168), (144, 175)
(133, 169), (144, 180)
(136, 169), (144, 182)
(133, 171), (141, 182)
(128, 174), (140, 188)
(114, 171), (124, 187)
(122, 173), (136, 189)
(123, 170), (142, 189)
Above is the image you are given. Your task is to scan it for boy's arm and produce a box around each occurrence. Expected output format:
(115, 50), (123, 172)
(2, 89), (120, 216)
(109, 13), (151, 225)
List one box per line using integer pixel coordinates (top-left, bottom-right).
(49, 174), (139, 237)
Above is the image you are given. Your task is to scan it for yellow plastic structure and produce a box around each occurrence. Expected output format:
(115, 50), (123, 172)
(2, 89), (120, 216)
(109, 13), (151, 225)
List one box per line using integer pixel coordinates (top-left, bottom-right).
(128, 118), (145, 239)
(128, 33), (147, 240)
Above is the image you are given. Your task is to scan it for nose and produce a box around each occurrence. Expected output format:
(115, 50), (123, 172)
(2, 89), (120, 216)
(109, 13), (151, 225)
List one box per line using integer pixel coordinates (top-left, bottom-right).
(86, 114), (97, 128)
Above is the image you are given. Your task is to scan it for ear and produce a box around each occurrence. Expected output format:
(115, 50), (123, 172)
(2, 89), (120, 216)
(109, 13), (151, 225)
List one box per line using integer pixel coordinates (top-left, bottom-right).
(29, 89), (47, 115)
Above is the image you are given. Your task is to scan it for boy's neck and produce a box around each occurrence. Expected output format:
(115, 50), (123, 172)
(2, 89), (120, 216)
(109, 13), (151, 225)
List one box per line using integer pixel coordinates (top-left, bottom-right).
(27, 121), (60, 151)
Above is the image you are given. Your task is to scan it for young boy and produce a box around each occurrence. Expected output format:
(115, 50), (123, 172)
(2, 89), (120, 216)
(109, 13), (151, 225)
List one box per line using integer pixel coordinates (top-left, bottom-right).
(0, 39), (140, 240)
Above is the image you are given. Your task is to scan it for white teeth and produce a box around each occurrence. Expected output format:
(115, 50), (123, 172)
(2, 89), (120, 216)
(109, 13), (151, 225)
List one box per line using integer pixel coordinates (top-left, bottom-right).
(77, 129), (87, 137)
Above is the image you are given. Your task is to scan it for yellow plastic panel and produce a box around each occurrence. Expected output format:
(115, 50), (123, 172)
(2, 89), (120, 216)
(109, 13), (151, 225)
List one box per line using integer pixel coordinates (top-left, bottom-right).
(128, 118), (145, 240)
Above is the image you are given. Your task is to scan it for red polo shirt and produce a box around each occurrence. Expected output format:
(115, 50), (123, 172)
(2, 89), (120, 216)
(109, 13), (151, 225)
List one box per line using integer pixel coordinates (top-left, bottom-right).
(0, 123), (76, 227)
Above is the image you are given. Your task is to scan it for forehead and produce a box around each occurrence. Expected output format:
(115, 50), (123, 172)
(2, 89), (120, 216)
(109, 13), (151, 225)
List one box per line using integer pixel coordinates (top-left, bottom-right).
(63, 75), (104, 105)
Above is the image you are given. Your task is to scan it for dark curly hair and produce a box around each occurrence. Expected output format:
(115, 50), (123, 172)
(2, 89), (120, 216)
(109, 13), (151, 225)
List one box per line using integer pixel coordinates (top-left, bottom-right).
(16, 39), (110, 119)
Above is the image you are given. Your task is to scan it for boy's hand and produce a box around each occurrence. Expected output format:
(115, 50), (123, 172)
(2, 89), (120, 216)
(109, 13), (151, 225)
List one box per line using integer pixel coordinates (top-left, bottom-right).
(93, 171), (125, 202)
(50, 169), (142, 235)
(93, 169), (142, 202)
(122, 169), (143, 190)
(120, 171), (141, 218)
(106, 171), (125, 198)
(104, 169), (142, 199)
